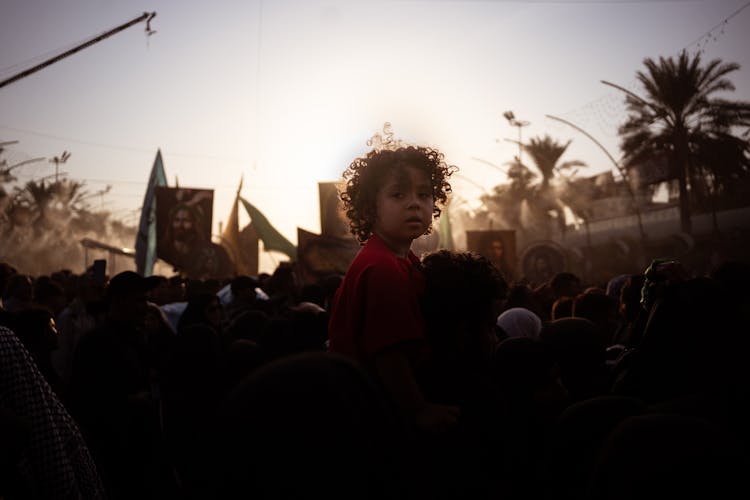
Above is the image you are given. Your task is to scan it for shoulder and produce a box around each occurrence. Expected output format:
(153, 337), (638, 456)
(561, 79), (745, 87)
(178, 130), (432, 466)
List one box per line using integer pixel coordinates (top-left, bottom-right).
(347, 240), (407, 281)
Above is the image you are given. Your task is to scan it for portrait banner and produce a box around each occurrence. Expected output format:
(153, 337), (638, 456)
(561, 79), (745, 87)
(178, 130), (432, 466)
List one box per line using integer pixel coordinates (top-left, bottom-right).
(519, 241), (567, 286)
(156, 187), (230, 278)
(466, 230), (517, 281)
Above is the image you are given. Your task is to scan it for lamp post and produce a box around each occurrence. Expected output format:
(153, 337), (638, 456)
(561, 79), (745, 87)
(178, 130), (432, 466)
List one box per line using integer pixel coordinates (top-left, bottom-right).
(49, 151), (71, 182)
(545, 114), (647, 245)
(503, 111), (530, 164)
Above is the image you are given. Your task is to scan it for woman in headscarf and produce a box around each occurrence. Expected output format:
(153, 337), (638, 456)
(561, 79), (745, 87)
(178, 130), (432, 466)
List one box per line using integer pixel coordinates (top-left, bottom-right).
(495, 307), (543, 342)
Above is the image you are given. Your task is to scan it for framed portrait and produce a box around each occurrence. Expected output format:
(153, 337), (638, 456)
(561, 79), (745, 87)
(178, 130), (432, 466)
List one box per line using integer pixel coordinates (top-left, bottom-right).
(155, 186), (214, 269)
(466, 230), (517, 280)
(519, 241), (567, 286)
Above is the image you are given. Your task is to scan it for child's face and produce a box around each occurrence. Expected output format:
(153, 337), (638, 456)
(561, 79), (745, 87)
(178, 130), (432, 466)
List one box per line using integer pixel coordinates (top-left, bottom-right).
(372, 165), (433, 249)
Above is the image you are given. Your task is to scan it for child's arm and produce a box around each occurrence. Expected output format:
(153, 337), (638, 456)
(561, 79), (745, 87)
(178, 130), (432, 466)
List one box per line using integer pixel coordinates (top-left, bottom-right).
(374, 347), (459, 434)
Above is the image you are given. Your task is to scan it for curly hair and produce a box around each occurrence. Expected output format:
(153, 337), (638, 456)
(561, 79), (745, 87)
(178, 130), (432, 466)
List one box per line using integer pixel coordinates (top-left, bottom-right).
(421, 250), (508, 321)
(340, 146), (457, 243)
(420, 250), (508, 352)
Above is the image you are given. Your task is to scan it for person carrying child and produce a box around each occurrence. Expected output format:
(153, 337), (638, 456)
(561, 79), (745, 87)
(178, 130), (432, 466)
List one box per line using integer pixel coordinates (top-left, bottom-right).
(328, 144), (459, 434)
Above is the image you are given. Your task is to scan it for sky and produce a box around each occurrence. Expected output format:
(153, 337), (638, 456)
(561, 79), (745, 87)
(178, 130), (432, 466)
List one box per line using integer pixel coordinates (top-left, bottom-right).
(1, 0), (749, 273)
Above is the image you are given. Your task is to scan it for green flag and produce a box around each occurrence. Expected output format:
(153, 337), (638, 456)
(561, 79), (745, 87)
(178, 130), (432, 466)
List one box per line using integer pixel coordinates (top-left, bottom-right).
(437, 205), (454, 250)
(240, 197), (297, 260)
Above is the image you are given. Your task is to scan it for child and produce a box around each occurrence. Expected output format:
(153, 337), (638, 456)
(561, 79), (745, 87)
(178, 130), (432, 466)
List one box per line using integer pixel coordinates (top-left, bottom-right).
(328, 145), (459, 433)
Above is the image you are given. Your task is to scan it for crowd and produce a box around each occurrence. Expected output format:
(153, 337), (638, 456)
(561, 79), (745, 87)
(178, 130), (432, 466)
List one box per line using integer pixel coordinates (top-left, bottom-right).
(1, 252), (747, 499)
(1, 144), (748, 499)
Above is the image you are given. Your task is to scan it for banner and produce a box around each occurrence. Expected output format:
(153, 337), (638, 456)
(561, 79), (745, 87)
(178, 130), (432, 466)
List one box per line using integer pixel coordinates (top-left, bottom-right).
(466, 230), (517, 281)
(156, 186), (232, 279)
(296, 228), (360, 285)
(519, 241), (566, 286)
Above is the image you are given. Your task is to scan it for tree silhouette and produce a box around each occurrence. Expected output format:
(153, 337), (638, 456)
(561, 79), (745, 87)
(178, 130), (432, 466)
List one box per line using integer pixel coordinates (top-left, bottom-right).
(521, 135), (586, 237)
(0, 162), (131, 274)
(522, 135), (586, 189)
(614, 50), (750, 234)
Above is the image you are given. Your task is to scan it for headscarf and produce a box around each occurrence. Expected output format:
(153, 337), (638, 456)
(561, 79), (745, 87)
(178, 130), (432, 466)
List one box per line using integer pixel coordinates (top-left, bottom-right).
(0, 326), (105, 499)
(496, 307), (543, 340)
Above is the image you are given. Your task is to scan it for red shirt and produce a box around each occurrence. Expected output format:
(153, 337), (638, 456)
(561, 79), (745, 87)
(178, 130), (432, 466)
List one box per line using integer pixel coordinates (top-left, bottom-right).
(328, 234), (427, 365)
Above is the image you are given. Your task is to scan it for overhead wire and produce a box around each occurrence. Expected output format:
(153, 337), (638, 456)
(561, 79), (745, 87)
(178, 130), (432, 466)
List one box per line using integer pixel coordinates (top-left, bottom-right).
(554, 0), (750, 133)
(0, 31), (99, 77)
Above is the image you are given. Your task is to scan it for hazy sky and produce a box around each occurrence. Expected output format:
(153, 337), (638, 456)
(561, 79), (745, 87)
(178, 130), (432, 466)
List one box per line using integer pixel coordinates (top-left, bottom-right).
(1, 0), (749, 272)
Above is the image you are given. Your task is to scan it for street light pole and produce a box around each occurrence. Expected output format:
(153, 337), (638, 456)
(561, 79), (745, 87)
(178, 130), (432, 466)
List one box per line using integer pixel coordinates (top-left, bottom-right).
(49, 151), (71, 182)
(503, 111), (530, 164)
(545, 114), (647, 244)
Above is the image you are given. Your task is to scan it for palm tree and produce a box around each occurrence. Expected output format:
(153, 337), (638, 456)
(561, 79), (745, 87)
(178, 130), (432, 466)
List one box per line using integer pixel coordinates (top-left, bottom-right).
(609, 50), (750, 234)
(522, 135), (586, 189)
(13, 179), (57, 230)
(472, 158), (537, 232)
(12, 178), (90, 230)
(521, 135), (586, 237)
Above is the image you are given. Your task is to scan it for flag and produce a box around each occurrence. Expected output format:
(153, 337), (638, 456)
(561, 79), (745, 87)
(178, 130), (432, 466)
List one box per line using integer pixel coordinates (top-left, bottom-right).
(240, 197), (297, 260)
(437, 204), (454, 250)
(239, 222), (259, 275)
(135, 149), (167, 276)
(220, 177), (245, 273)
(220, 177), (258, 275)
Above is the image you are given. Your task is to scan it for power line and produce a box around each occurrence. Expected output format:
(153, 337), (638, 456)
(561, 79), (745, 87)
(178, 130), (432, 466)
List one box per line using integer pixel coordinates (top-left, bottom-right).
(11, 171), (310, 193)
(0, 125), (249, 164)
(0, 32), (101, 77)
(0, 125), (153, 154)
(555, 0), (750, 132)
(685, 0), (750, 50)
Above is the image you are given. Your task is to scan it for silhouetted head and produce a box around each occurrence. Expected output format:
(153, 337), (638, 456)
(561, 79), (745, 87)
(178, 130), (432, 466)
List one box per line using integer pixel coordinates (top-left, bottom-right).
(421, 249), (508, 355)
(215, 352), (399, 499)
(4, 274), (33, 303)
(178, 292), (222, 333)
(503, 283), (544, 318)
(8, 306), (58, 357)
(590, 414), (742, 499)
(230, 275), (259, 297)
(540, 318), (608, 401)
(226, 309), (269, 343)
(104, 271), (160, 325)
(573, 289), (619, 344)
(551, 296), (574, 320)
(619, 274), (646, 322)
(550, 272), (582, 299)
(0, 262), (17, 299)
